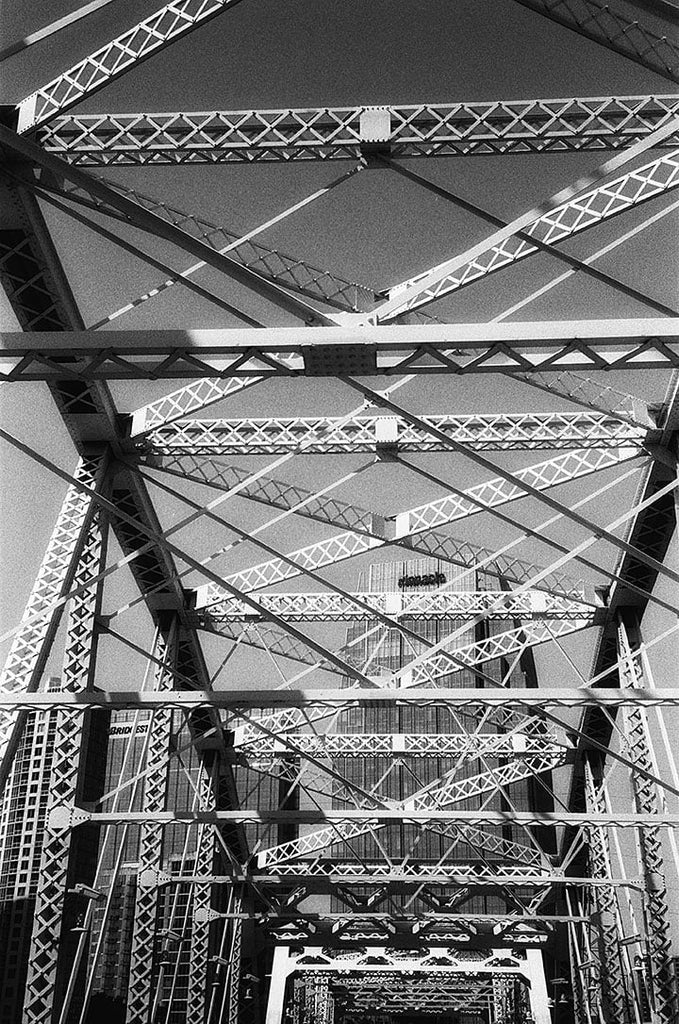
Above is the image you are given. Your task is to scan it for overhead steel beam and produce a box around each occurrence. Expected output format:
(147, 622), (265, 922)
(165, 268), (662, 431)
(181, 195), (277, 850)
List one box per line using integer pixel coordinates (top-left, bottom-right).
(195, 588), (598, 623)
(148, 456), (586, 600)
(2, 318), (679, 380)
(3, 688), (677, 710)
(0, 124), (334, 325)
(50, 173), (376, 320)
(566, 381), (679, 826)
(383, 155), (678, 318)
(48, 807), (679, 828)
(511, 0), (679, 83)
(375, 147), (679, 320)
(143, 869), (635, 888)
(16, 0), (247, 131)
(361, 117), (679, 323)
(140, 410), (646, 455)
(231, 732), (566, 758)
(34, 94), (679, 164)
(195, 910), (584, 924)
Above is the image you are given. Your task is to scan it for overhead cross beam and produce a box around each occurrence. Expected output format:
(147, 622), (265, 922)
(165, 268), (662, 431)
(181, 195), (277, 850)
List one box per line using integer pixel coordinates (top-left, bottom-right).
(196, 588), (598, 623)
(140, 410), (647, 455)
(2, 318), (679, 380)
(382, 155), (678, 318)
(231, 732), (566, 759)
(48, 807), (679, 828)
(141, 455), (586, 600)
(362, 118), (679, 323)
(16, 0), (248, 131)
(0, 124), (334, 325)
(34, 94), (679, 164)
(3, 688), (677, 710)
(511, 0), (679, 83)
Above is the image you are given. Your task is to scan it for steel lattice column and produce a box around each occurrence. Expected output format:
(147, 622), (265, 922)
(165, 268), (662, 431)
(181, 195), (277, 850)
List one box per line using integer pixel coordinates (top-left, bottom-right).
(0, 453), (108, 790)
(225, 894), (243, 1024)
(584, 762), (630, 1023)
(125, 624), (178, 1024)
(21, 508), (106, 1024)
(186, 765), (216, 1024)
(618, 617), (679, 1024)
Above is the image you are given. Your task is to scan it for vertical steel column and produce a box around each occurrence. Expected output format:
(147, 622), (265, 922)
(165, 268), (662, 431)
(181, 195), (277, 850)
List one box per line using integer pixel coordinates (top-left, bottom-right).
(0, 454), (107, 790)
(224, 894), (243, 1024)
(584, 762), (630, 1023)
(265, 946), (291, 1024)
(524, 950), (551, 1024)
(186, 765), (216, 1024)
(618, 617), (679, 1024)
(21, 507), (107, 1024)
(565, 890), (593, 1024)
(126, 623), (177, 1024)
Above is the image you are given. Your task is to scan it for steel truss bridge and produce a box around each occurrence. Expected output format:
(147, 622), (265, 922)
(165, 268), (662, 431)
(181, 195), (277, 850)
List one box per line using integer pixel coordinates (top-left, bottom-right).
(0, 2), (678, 1024)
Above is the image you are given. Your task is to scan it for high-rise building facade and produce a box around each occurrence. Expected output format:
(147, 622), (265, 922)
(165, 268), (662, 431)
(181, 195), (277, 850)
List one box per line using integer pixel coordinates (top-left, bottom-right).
(0, 678), (62, 1023)
(0, 694), (207, 1024)
(0, 678), (109, 1024)
(87, 709), (205, 1023)
(329, 557), (549, 912)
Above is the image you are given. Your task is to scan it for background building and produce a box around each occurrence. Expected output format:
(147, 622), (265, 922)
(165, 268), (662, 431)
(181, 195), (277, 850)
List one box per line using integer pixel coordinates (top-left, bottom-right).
(329, 557), (549, 910)
(0, 678), (109, 1024)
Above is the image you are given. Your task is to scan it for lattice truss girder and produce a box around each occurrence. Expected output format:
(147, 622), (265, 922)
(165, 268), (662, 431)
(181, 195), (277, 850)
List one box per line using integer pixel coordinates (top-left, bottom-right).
(190, 443), (629, 613)
(247, 745), (567, 815)
(125, 630), (176, 1024)
(287, 947), (529, 972)
(186, 770), (217, 1024)
(6, 142), (677, 347)
(140, 409), (647, 455)
(157, 453), (585, 599)
(380, 148), (679, 318)
(392, 445), (637, 536)
(618, 619), (679, 1024)
(234, 729), (565, 759)
(583, 762), (629, 1021)
(197, 587), (597, 622)
(16, 0), (246, 130)
(34, 94), (679, 163)
(261, 860), (549, 882)
(254, 744), (564, 867)
(0, 453), (106, 774)
(51, 176), (377, 315)
(511, 0), (679, 83)
(201, 612), (592, 689)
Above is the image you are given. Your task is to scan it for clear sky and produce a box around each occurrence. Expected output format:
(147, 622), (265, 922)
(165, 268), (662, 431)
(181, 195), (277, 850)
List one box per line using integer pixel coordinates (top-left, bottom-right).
(1, 0), (678, 933)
